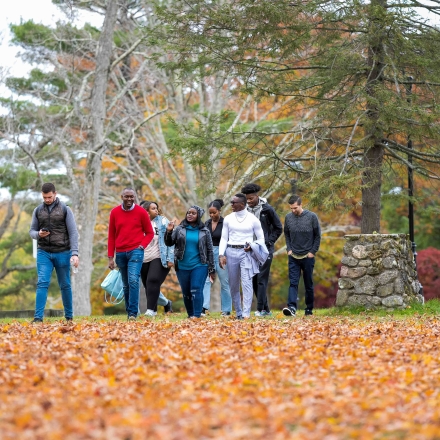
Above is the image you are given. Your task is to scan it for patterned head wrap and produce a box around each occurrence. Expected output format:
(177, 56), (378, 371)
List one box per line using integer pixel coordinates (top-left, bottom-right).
(190, 205), (205, 221)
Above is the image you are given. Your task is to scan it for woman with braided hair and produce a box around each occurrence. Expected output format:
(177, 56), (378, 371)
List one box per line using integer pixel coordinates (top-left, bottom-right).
(164, 205), (216, 318)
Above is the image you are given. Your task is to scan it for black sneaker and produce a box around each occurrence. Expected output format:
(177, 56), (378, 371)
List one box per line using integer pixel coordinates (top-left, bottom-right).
(235, 315), (244, 320)
(282, 307), (296, 316)
(201, 307), (209, 316)
(305, 309), (313, 316)
(31, 318), (43, 323)
(164, 300), (173, 314)
(221, 311), (231, 316)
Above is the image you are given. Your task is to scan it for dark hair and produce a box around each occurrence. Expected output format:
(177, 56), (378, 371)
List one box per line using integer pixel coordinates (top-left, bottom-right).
(208, 199), (224, 211)
(234, 193), (247, 205)
(140, 200), (162, 215)
(41, 182), (56, 193)
(241, 183), (261, 195)
(288, 195), (302, 205)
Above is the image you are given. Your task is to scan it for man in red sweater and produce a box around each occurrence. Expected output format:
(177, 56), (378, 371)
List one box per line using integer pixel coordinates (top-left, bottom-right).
(108, 188), (154, 320)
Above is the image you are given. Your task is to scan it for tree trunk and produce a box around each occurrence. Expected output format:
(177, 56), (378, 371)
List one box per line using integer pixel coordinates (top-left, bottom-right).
(72, 0), (118, 316)
(361, 0), (386, 234)
(361, 143), (384, 233)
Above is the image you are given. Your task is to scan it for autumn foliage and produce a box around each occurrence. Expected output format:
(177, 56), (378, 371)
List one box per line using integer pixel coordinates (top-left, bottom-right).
(1, 317), (440, 439)
(417, 247), (440, 301)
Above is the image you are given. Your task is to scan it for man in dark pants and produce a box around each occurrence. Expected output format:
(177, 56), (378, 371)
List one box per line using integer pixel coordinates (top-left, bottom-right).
(241, 183), (283, 317)
(283, 195), (321, 316)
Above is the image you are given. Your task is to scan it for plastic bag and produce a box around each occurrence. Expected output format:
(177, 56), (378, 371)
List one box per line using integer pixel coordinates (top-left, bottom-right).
(101, 269), (124, 305)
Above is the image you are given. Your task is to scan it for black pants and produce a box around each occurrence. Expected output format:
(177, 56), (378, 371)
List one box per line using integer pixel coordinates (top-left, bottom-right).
(252, 253), (273, 312)
(140, 258), (170, 312)
(287, 256), (315, 311)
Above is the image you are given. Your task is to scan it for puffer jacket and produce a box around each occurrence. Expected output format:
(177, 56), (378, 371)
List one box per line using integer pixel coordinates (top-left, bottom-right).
(164, 220), (215, 274)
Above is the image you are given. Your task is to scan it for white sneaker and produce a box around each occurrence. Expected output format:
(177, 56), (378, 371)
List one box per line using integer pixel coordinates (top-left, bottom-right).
(254, 311), (261, 317)
(144, 309), (157, 317)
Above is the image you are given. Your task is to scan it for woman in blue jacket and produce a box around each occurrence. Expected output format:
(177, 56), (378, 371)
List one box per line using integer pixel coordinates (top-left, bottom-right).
(140, 201), (174, 316)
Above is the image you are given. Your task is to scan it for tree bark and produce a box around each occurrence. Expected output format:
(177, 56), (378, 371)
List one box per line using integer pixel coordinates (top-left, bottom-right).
(361, 0), (386, 234)
(361, 143), (384, 233)
(72, 0), (118, 316)
(0, 198), (15, 240)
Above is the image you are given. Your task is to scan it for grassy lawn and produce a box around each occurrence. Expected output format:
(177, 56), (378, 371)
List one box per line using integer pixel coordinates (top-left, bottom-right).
(1, 299), (440, 324)
(1, 301), (440, 438)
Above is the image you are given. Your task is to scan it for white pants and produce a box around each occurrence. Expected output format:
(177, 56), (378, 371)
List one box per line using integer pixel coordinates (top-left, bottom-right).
(225, 247), (253, 317)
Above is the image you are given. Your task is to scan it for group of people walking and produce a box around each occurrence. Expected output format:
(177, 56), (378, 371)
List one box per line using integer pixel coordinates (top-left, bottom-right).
(29, 181), (321, 322)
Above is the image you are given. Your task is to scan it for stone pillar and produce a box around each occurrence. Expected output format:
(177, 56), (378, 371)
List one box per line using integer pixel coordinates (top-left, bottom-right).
(336, 234), (423, 309)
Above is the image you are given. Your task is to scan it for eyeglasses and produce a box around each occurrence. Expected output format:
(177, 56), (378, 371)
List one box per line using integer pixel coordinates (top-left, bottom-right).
(230, 201), (240, 205)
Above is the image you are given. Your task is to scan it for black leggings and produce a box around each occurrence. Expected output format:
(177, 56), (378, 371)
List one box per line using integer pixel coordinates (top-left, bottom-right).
(140, 258), (170, 311)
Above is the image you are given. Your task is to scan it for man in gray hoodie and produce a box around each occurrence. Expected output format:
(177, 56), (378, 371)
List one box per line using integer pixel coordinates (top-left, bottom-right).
(283, 194), (321, 316)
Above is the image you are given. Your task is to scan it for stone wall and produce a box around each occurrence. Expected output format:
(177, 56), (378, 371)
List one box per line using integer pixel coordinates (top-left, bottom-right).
(336, 234), (423, 309)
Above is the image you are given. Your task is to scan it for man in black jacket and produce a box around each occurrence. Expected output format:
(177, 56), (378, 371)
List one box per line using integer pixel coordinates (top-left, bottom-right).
(241, 183), (283, 316)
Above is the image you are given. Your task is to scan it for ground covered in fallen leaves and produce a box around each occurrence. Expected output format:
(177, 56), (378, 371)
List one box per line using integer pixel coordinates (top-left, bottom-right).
(1, 315), (440, 439)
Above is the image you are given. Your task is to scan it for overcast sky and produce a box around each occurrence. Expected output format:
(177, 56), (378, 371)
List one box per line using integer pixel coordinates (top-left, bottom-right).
(1, 0), (102, 81)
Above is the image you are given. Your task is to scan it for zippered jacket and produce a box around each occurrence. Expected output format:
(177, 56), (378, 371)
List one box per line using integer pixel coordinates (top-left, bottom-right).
(164, 221), (215, 273)
(257, 203), (283, 254)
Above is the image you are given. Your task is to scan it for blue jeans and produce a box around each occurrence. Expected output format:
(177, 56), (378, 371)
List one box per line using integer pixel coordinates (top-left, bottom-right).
(35, 249), (73, 319)
(176, 265), (208, 318)
(115, 248), (144, 317)
(203, 246), (232, 312)
(288, 256), (315, 311)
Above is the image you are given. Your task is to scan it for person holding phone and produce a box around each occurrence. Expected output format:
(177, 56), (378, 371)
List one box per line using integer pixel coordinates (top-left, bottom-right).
(139, 201), (174, 316)
(164, 205), (215, 318)
(29, 182), (79, 323)
(219, 194), (265, 319)
(202, 199), (232, 316)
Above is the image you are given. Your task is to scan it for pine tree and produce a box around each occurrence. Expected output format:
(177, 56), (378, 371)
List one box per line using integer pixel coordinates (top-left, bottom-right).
(154, 0), (440, 232)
